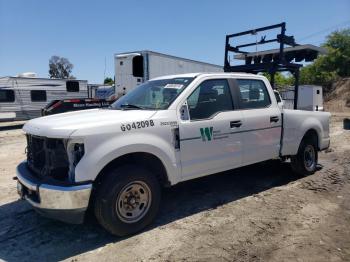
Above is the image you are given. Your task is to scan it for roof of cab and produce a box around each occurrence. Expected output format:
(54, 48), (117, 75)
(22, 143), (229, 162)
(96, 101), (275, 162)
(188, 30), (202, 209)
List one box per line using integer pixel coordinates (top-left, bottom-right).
(151, 72), (259, 81)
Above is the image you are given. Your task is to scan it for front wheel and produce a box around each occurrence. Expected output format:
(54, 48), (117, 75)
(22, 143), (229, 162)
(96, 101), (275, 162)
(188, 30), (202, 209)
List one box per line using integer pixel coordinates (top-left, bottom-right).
(94, 165), (161, 236)
(291, 138), (318, 176)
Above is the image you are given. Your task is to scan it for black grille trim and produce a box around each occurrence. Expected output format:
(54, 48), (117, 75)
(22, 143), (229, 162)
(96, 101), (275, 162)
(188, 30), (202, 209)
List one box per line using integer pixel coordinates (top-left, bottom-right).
(26, 134), (70, 181)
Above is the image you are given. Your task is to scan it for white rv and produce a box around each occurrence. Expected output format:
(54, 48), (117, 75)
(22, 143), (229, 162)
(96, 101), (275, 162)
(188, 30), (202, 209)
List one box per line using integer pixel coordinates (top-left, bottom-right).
(280, 85), (323, 111)
(0, 76), (88, 120)
(114, 50), (223, 97)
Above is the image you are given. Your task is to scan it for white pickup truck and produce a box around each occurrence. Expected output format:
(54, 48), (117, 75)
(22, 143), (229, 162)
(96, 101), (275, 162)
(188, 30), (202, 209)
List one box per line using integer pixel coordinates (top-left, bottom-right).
(16, 73), (330, 236)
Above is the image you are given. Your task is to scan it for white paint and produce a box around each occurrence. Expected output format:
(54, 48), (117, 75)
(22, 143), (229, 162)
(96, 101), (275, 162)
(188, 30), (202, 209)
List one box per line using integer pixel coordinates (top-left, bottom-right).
(0, 76), (88, 120)
(114, 50), (223, 97)
(281, 85), (324, 111)
(22, 73), (330, 186)
(0, 112), (16, 119)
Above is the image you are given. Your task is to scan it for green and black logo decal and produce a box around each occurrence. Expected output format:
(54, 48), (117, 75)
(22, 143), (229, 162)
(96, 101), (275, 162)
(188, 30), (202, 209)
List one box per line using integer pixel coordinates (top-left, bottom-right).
(200, 127), (214, 141)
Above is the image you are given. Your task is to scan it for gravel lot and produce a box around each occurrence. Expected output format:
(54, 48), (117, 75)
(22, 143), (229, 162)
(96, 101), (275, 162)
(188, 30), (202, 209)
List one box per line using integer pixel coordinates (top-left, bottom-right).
(0, 114), (349, 262)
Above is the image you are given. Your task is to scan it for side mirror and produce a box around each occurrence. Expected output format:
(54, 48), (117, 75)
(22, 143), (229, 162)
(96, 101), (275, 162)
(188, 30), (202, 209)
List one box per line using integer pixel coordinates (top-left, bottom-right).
(180, 102), (190, 121)
(274, 90), (284, 109)
(278, 100), (284, 109)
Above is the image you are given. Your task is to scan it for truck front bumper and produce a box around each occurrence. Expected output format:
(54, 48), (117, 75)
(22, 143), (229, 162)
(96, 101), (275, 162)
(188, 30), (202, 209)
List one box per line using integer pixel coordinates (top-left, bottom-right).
(16, 161), (92, 224)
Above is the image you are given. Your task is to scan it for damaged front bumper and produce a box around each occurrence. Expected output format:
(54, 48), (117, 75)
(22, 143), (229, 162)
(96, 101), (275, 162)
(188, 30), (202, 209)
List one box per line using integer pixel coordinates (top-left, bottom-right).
(16, 161), (92, 224)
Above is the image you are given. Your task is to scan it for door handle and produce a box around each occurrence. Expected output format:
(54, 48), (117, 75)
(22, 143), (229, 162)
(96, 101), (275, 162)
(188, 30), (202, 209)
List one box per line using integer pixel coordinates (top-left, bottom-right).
(230, 120), (242, 128)
(270, 116), (279, 123)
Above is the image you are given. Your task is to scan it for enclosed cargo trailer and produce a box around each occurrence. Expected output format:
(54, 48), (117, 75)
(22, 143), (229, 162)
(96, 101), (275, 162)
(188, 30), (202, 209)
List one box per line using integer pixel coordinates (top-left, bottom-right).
(280, 85), (323, 111)
(114, 50), (223, 97)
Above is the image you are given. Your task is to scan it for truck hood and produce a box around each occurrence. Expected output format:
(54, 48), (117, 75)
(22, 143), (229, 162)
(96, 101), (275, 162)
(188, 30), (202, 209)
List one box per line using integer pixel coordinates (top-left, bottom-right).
(23, 109), (157, 138)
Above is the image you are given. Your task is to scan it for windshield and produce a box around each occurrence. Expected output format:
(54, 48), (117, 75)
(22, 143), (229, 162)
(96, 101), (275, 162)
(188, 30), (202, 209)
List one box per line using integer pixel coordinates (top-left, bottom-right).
(111, 77), (194, 110)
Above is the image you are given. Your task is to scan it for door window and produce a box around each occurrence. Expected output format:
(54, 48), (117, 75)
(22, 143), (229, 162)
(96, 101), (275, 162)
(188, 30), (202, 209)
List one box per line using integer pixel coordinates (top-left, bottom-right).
(187, 79), (234, 120)
(237, 79), (271, 109)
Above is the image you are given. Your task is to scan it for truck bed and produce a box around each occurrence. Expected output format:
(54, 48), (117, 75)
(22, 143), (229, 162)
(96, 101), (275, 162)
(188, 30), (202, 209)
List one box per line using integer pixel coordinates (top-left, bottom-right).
(281, 109), (331, 156)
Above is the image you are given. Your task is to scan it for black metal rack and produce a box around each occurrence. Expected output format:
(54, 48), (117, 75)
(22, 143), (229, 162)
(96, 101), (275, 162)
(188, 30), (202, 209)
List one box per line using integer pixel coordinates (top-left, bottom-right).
(224, 22), (322, 109)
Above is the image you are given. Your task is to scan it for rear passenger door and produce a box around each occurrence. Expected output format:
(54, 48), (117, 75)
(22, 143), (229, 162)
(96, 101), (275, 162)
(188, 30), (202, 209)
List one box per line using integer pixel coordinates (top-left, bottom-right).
(179, 79), (243, 180)
(235, 79), (282, 165)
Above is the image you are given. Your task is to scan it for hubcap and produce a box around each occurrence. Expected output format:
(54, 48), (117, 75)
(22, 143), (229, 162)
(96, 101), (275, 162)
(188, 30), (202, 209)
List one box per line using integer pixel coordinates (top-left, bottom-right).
(116, 181), (152, 223)
(304, 145), (316, 171)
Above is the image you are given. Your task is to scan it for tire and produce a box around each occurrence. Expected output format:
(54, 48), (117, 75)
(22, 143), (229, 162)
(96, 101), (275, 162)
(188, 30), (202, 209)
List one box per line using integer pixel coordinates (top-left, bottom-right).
(94, 165), (161, 236)
(291, 137), (318, 176)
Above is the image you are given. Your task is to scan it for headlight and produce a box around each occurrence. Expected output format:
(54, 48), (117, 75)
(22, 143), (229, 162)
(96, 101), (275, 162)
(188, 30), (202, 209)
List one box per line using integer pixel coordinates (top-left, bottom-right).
(67, 140), (85, 182)
(72, 143), (85, 166)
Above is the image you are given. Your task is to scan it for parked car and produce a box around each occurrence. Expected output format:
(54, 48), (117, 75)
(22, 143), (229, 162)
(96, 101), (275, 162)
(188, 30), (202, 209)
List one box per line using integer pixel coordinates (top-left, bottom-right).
(16, 73), (330, 236)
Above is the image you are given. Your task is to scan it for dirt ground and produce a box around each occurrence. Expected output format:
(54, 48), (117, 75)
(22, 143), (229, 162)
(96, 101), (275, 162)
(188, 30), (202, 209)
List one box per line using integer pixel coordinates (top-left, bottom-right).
(0, 114), (349, 262)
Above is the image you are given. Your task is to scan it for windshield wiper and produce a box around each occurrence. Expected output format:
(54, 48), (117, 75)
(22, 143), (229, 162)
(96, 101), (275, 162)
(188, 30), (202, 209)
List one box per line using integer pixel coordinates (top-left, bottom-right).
(119, 104), (144, 110)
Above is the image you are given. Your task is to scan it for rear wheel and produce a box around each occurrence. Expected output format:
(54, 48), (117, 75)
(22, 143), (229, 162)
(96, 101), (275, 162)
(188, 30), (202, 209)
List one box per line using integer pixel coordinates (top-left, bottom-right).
(291, 137), (318, 176)
(94, 165), (161, 236)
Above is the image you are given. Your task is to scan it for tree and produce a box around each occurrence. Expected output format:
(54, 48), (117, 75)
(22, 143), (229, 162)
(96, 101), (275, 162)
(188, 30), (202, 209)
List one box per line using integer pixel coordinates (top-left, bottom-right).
(49, 56), (74, 79)
(299, 57), (337, 86)
(104, 77), (114, 85)
(262, 29), (350, 88)
(299, 28), (350, 86)
(262, 72), (294, 89)
(322, 29), (350, 77)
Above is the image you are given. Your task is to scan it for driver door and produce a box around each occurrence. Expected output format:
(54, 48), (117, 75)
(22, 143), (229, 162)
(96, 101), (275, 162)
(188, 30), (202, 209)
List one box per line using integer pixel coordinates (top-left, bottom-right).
(178, 79), (243, 181)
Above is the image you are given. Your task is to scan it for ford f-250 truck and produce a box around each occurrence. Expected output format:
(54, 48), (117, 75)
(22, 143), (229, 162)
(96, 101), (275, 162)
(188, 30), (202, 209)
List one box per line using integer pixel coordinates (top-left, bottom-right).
(16, 73), (330, 236)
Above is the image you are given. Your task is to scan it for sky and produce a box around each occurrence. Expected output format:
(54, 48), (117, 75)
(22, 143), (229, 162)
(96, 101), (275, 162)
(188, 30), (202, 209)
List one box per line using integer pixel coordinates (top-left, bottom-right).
(0, 0), (349, 83)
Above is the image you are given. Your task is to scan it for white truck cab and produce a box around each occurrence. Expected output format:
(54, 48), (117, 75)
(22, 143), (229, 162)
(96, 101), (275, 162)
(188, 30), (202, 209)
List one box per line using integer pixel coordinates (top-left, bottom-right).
(16, 73), (330, 236)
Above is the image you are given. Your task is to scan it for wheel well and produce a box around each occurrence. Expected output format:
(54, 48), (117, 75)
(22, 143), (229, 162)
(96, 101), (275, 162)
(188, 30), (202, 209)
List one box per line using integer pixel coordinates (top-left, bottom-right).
(94, 152), (170, 187)
(302, 129), (319, 149)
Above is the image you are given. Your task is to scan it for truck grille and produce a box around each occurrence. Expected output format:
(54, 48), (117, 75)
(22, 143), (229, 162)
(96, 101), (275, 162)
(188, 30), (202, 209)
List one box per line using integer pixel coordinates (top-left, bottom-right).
(26, 134), (69, 181)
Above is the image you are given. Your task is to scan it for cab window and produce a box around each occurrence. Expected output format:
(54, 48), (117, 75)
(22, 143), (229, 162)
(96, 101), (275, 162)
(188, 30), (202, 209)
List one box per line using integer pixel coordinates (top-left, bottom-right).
(237, 79), (271, 109)
(187, 79), (234, 120)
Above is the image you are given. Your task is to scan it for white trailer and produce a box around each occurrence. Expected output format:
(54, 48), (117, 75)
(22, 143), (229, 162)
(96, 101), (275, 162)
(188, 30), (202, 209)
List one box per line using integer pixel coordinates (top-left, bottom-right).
(0, 76), (88, 120)
(280, 85), (323, 111)
(114, 50), (223, 97)
(94, 85), (115, 99)
(87, 84), (115, 99)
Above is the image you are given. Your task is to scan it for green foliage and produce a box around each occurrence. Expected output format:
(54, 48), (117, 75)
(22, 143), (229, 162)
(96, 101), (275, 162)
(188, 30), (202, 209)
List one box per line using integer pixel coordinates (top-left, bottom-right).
(299, 57), (338, 86)
(49, 56), (74, 79)
(264, 29), (349, 88)
(323, 29), (350, 77)
(299, 28), (350, 86)
(104, 77), (114, 85)
(262, 72), (294, 89)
